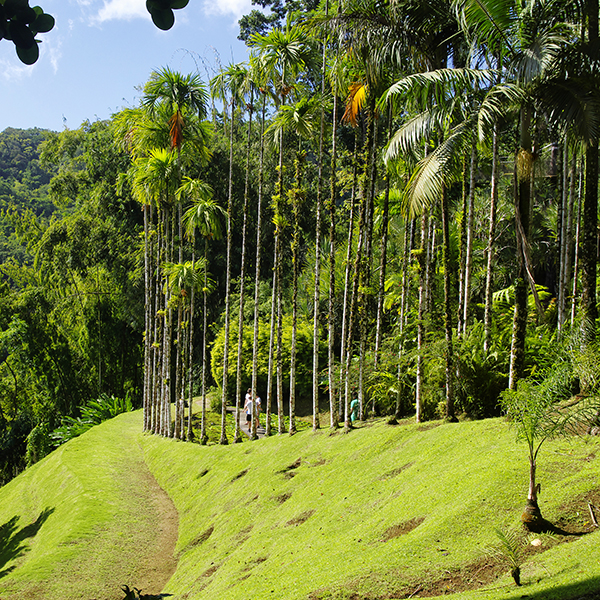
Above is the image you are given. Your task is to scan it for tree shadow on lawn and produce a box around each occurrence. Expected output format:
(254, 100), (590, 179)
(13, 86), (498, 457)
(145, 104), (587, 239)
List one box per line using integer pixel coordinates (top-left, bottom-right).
(0, 507), (54, 578)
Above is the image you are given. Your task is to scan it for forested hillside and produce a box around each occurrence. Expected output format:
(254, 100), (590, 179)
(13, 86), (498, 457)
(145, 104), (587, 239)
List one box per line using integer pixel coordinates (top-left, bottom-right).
(2, 0), (600, 520)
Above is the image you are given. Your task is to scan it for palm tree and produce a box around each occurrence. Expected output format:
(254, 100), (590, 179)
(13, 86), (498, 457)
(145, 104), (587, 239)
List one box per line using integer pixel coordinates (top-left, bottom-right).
(268, 96), (320, 436)
(142, 67), (210, 157)
(129, 147), (180, 436)
(180, 177), (224, 443)
(251, 19), (314, 433)
(210, 63), (249, 444)
(454, 0), (589, 385)
(250, 65), (274, 436)
(384, 69), (493, 421)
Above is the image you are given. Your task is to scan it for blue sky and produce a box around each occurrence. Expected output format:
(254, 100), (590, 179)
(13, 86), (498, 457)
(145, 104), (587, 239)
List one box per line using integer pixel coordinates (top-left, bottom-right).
(0, 0), (253, 132)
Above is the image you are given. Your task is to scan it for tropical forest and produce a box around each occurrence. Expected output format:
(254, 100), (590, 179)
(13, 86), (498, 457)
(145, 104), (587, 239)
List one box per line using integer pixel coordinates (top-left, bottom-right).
(2, 0), (600, 598)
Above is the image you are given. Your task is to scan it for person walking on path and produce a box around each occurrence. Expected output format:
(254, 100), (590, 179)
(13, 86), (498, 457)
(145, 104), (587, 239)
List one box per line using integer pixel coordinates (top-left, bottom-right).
(244, 389), (253, 432)
(254, 394), (262, 431)
(350, 395), (360, 427)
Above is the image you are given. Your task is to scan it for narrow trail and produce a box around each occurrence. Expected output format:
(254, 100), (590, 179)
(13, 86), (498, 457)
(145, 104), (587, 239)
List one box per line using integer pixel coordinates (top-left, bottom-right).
(227, 405), (266, 439)
(0, 412), (179, 600)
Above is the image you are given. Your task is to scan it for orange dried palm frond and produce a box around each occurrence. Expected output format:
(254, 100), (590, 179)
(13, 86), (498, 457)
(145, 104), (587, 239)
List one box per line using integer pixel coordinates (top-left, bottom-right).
(342, 82), (367, 127)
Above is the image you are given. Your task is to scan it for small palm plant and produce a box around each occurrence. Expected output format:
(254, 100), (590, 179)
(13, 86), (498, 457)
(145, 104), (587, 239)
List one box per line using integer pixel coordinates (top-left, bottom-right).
(500, 343), (600, 531)
(492, 527), (525, 586)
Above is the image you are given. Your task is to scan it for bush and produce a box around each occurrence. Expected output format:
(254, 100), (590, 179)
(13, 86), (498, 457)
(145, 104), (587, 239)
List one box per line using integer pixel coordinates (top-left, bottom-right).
(211, 315), (326, 405)
(50, 393), (133, 446)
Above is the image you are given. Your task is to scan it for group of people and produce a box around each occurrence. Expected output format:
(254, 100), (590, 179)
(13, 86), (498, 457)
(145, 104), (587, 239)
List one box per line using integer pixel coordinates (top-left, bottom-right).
(243, 389), (262, 432)
(242, 388), (361, 433)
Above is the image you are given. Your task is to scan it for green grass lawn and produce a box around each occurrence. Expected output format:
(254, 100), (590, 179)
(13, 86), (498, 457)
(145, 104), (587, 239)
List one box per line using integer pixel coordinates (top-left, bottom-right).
(1, 409), (599, 599)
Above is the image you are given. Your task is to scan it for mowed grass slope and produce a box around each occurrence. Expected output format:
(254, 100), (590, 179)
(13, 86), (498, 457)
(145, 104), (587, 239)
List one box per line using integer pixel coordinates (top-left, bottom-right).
(0, 411), (177, 600)
(1, 410), (600, 599)
(142, 416), (600, 600)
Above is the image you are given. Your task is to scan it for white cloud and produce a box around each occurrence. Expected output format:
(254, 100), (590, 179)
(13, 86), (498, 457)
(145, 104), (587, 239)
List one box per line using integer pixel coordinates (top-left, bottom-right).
(0, 57), (35, 81)
(47, 38), (63, 74)
(94, 0), (149, 23)
(203, 0), (254, 19)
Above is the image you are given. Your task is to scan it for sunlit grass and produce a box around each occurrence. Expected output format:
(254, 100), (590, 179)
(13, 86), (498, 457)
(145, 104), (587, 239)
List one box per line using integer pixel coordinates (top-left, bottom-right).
(1, 409), (599, 600)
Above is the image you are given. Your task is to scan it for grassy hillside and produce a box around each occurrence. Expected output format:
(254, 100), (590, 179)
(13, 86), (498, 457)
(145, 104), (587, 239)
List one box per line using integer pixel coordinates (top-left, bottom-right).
(0, 411), (177, 600)
(1, 410), (600, 599)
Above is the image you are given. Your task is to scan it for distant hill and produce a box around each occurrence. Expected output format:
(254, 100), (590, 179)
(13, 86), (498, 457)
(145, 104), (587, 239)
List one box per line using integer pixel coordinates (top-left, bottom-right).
(1, 408), (599, 599)
(0, 127), (56, 264)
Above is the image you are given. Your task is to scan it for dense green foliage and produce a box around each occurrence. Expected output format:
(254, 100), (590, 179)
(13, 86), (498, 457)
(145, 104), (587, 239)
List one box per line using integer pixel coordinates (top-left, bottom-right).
(2, 0), (600, 487)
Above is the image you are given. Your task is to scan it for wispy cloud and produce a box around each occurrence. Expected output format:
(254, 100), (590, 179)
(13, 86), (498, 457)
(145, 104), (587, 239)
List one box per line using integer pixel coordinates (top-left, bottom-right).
(0, 56), (36, 81)
(93, 0), (149, 23)
(47, 37), (63, 74)
(202, 0), (254, 19)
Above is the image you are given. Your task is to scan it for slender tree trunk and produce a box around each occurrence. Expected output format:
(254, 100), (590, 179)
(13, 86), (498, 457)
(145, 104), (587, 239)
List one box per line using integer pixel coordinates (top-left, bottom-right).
(394, 218), (412, 421)
(344, 205), (366, 431)
(358, 108), (377, 419)
(483, 125), (499, 353)
(186, 243), (196, 442)
(338, 138), (359, 421)
(571, 159), (584, 327)
(328, 88), (339, 430)
(220, 98), (236, 445)
(415, 211), (429, 423)
(200, 238), (209, 444)
(312, 0), (329, 432)
(289, 153), (302, 437)
(457, 155), (468, 337)
(441, 184), (456, 422)
(274, 122), (285, 435)
(581, 0), (599, 343)
(558, 138), (568, 333)
(509, 106), (533, 390)
(252, 92), (267, 435)
(461, 142), (477, 335)
(374, 105), (393, 381)
(143, 203), (152, 432)
(267, 243), (278, 437)
(235, 96), (254, 443)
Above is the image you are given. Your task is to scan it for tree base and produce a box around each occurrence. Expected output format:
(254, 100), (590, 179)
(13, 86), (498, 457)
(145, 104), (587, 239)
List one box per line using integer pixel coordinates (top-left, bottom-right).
(522, 499), (544, 531)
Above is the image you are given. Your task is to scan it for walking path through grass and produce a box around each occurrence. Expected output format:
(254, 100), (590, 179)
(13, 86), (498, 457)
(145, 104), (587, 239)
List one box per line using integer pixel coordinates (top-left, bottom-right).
(0, 411), (178, 600)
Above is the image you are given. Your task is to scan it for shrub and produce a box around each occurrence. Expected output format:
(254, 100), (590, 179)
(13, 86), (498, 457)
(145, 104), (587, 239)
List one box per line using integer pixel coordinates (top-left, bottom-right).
(50, 393), (133, 446)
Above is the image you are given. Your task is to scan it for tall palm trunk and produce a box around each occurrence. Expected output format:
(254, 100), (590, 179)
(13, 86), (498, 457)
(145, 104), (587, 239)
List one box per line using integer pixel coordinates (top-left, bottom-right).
(200, 236), (209, 444)
(186, 241), (197, 442)
(509, 105), (533, 390)
(143, 203), (152, 432)
(461, 142), (477, 335)
(252, 92), (268, 435)
(483, 124), (499, 353)
(571, 159), (584, 326)
(267, 243), (279, 435)
(289, 151), (303, 436)
(312, 0), (329, 432)
(220, 97), (236, 445)
(338, 138), (359, 420)
(415, 211), (429, 423)
(235, 93), (254, 443)
(344, 130), (369, 431)
(374, 105), (393, 380)
(394, 218), (413, 421)
(441, 184), (456, 422)
(581, 0), (599, 344)
(328, 89), (339, 430)
(357, 107), (377, 419)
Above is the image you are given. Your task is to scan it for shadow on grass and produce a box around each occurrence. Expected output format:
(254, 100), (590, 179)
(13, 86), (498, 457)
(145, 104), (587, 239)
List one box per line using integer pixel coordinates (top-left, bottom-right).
(519, 575), (600, 600)
(0, 507), (54, 578)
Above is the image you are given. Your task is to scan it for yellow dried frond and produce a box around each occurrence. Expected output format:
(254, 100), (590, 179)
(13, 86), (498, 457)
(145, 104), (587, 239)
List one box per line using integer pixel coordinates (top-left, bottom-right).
(516, 149), (534, 182)
(342, 83), (367, 127)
